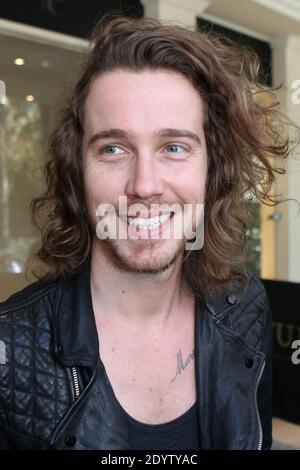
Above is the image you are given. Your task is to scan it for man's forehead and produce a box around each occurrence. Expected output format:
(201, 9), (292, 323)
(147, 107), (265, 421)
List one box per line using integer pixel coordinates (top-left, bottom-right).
(83, 70), (205, 138)
(86, 69), (203, 108)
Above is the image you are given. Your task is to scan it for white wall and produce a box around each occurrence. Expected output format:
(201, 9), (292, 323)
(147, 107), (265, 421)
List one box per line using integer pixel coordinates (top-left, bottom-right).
(272, 36), (300, 281)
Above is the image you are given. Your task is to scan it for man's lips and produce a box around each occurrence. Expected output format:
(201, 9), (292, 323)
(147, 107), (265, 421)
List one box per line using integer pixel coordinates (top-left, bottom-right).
(119, 211), (175, 220)
(123, 211), (175, 235)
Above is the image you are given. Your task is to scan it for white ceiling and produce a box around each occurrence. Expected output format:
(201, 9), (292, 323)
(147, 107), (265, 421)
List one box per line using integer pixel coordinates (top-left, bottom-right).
(205, 0), (300, 38)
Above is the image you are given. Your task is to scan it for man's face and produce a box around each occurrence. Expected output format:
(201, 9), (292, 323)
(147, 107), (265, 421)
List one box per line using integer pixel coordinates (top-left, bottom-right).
(82, 69), (207, 274)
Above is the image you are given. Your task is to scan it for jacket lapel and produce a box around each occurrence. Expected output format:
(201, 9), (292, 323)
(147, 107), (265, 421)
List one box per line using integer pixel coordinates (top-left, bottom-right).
(195, 295), (265, 449)
(51, 359), (131, 449)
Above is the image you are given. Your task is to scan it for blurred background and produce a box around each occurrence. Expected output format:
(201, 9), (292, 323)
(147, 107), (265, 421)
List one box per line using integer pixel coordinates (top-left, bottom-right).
(0, 0), (300, 450)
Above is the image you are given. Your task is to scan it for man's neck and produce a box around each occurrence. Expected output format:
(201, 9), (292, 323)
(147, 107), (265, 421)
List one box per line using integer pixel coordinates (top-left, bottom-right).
(89, 243), (193, 331)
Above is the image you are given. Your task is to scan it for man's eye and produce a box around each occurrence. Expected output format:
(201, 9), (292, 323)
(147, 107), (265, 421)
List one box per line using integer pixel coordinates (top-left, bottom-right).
(99, 145), (124, 155)
(98, 144), (186, 157)
(165, 144), (186, 153)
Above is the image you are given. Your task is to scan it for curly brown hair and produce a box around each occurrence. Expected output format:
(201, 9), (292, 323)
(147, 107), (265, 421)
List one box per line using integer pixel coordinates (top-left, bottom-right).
(29, 12), (297, 298)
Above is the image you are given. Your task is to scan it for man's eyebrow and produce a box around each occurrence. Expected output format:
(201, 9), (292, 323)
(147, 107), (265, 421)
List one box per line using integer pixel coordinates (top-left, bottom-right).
(87, 128), (202, 148)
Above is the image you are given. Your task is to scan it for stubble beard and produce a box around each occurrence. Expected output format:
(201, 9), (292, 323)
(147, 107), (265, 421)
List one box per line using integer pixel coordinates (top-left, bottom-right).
(96, 235), (186, 275)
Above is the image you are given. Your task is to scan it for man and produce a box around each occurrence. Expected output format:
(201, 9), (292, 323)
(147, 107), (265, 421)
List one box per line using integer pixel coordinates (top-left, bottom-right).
(0, 13), (284, 450)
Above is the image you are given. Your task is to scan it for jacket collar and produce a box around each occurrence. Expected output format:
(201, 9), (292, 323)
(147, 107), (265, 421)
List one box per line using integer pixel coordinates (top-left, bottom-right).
(53, 256), (249, 368)
(53, 256), (99, 368)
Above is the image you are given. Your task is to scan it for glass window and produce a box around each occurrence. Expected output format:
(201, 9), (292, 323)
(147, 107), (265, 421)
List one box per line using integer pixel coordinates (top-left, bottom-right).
(0, 27), (86, 300)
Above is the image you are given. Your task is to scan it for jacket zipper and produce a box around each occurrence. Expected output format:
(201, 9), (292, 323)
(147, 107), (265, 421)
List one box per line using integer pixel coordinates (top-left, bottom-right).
(255, 360), (265, 450)
(71, 366), (80, 400)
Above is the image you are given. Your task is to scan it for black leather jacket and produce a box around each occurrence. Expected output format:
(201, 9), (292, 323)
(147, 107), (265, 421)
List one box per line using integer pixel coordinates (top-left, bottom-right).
(0, 260), (272, 450)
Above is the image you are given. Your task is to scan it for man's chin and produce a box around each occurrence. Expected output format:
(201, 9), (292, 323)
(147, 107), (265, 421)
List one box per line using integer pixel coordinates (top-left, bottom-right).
(98, 238), (183, 274)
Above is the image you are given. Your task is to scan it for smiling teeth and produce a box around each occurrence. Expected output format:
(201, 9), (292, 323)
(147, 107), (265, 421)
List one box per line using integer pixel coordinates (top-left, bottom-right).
(128, 213), (171, 229)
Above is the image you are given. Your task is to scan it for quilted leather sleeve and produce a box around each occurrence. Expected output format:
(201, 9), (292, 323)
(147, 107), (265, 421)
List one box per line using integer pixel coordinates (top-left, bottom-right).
(0, 283), (73, 449)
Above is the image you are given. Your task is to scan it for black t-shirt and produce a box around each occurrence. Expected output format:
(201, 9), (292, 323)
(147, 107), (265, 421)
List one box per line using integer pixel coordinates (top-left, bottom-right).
(115, 398), (200, 450)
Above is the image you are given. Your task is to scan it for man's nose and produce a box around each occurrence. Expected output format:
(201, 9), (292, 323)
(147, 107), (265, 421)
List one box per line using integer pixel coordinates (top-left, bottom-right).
(126, 153), (164, 200)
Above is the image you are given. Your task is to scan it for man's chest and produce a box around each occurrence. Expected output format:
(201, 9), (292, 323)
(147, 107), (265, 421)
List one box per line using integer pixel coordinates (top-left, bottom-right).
(97, 311), (196, 424)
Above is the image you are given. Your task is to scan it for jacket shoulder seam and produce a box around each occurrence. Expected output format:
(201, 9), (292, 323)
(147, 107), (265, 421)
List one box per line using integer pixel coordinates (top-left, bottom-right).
(0, 284), (57, 315)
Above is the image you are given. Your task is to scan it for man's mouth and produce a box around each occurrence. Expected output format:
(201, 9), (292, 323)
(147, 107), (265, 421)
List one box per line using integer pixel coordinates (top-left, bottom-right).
(127, 212), (173, 230)
(119, 211), (175, 233)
